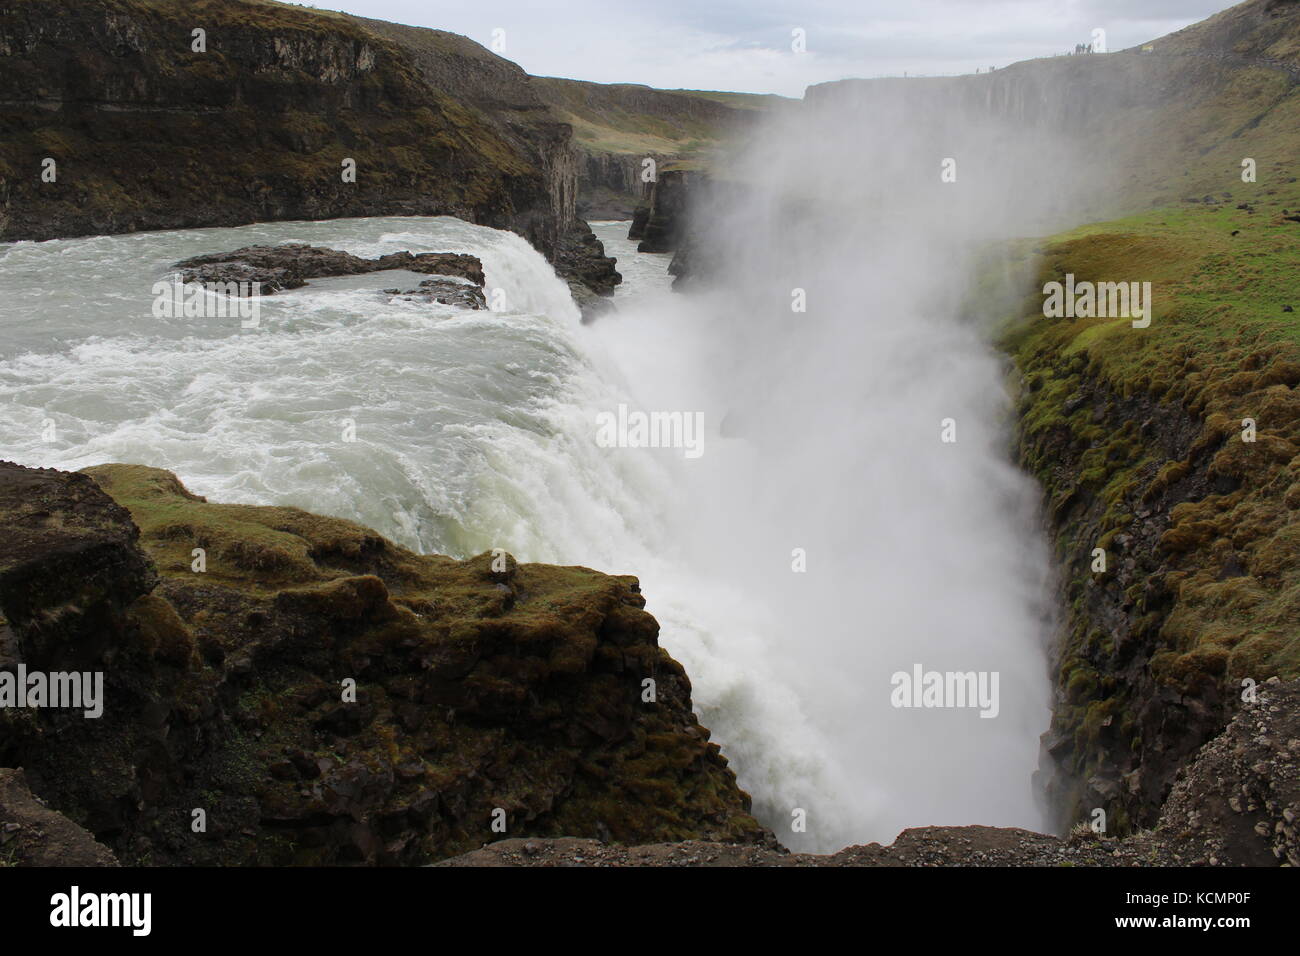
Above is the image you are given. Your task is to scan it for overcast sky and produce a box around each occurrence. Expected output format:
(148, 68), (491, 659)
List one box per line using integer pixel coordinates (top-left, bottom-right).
(304, 0), (1231, 97)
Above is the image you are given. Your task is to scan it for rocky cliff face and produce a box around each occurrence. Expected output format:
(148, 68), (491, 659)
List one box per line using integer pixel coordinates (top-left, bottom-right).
(574, 151), (659, 220)
(531, 77), (776, 220)
(646, 174), (754, 290)
(634, 169), (694, 253)
(1001, 181), (1300, 835)
(659, 0), (1300, 841)
(442, 674), (1300, 866)
(0, 461), (765, 865)
(345, 14), (583, 263)
(0, 0), (616, 295)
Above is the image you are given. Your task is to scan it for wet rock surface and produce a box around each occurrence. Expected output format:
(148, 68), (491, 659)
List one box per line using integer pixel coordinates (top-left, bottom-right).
(554, 223), (621, 322)
(380, 278), (487, 310)
(173, 245), (485, 296)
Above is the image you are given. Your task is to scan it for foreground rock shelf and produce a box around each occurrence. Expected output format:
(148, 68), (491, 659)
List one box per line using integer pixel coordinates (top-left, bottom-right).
(441, 676), (1300, 866)
(0, 460), (763, 865)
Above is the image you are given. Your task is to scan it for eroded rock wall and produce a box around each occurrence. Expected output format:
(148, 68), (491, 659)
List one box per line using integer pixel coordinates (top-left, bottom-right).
(0, 0), (617, 294)
(0, 460), (765, 865)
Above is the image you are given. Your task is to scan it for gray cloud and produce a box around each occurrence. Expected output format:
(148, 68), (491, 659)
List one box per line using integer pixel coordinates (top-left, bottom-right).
(308, 0), (1234, 95)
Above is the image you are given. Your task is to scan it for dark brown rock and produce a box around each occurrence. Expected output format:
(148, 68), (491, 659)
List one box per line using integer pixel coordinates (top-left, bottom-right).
(173, 245), (485, 295)
(637, 170), (692, 253)
(437, 679), (1300, 867)
(0, 462), (156, 671)
(0, 0), (617, 301)
(0, 461), (765, 865)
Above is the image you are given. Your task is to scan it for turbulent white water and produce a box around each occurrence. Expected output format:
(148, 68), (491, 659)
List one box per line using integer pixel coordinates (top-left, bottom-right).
(0, 214), (1052, 852)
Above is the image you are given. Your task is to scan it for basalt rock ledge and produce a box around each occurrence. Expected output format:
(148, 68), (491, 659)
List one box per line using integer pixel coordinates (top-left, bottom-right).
(0, 460), (765, 865)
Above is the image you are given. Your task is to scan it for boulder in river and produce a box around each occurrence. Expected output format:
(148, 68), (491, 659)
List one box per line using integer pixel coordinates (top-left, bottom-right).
(381, 278), (488, 310)
(172, 245), (486, 297)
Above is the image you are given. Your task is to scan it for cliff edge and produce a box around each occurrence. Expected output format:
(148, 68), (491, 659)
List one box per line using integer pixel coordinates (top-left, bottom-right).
(0, 0), (617, 297)
(0, 461), (766, 865)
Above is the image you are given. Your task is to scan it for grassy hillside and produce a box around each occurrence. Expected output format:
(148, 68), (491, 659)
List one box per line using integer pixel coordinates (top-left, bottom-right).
(1072, 0), (1300, 213)
(664, 90), (793, 111)
(997, 122), (1300, 831)
(804, 0), (1299, 229)
(530, 77), (785, 217)
(532, 77), (781, 157)
(1140, 0), (1300, 59)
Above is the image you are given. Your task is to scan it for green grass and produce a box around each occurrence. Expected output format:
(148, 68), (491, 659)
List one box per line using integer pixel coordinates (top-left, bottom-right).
(660, 90), (795, 110)
(1006, 178), (1300, 676)
(999, 172), (1300, 826)
(66, 462), (763, 862)
(531, 77), (771, 158)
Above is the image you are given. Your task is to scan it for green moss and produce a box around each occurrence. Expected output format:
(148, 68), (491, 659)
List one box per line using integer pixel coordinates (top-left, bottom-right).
(997, 174), (1300, 833)
(64, 462), (763, 863)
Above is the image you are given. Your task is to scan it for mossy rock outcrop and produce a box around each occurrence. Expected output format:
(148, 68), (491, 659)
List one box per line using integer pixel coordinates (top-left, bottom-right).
(0, 460), (764, 865)
(999, 175), (1300, 835)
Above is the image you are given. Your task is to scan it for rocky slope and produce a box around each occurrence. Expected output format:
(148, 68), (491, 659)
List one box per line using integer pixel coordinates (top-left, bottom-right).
(999, 175), (1300, 836)
(0, 461), (765, 865)
(0, 0), (617, 301)
(440, 675), (1300, 866)
(0, 768), (118, 867)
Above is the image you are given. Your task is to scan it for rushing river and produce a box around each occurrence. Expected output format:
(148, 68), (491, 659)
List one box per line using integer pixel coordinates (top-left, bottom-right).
(0, 216), (1052, 852)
